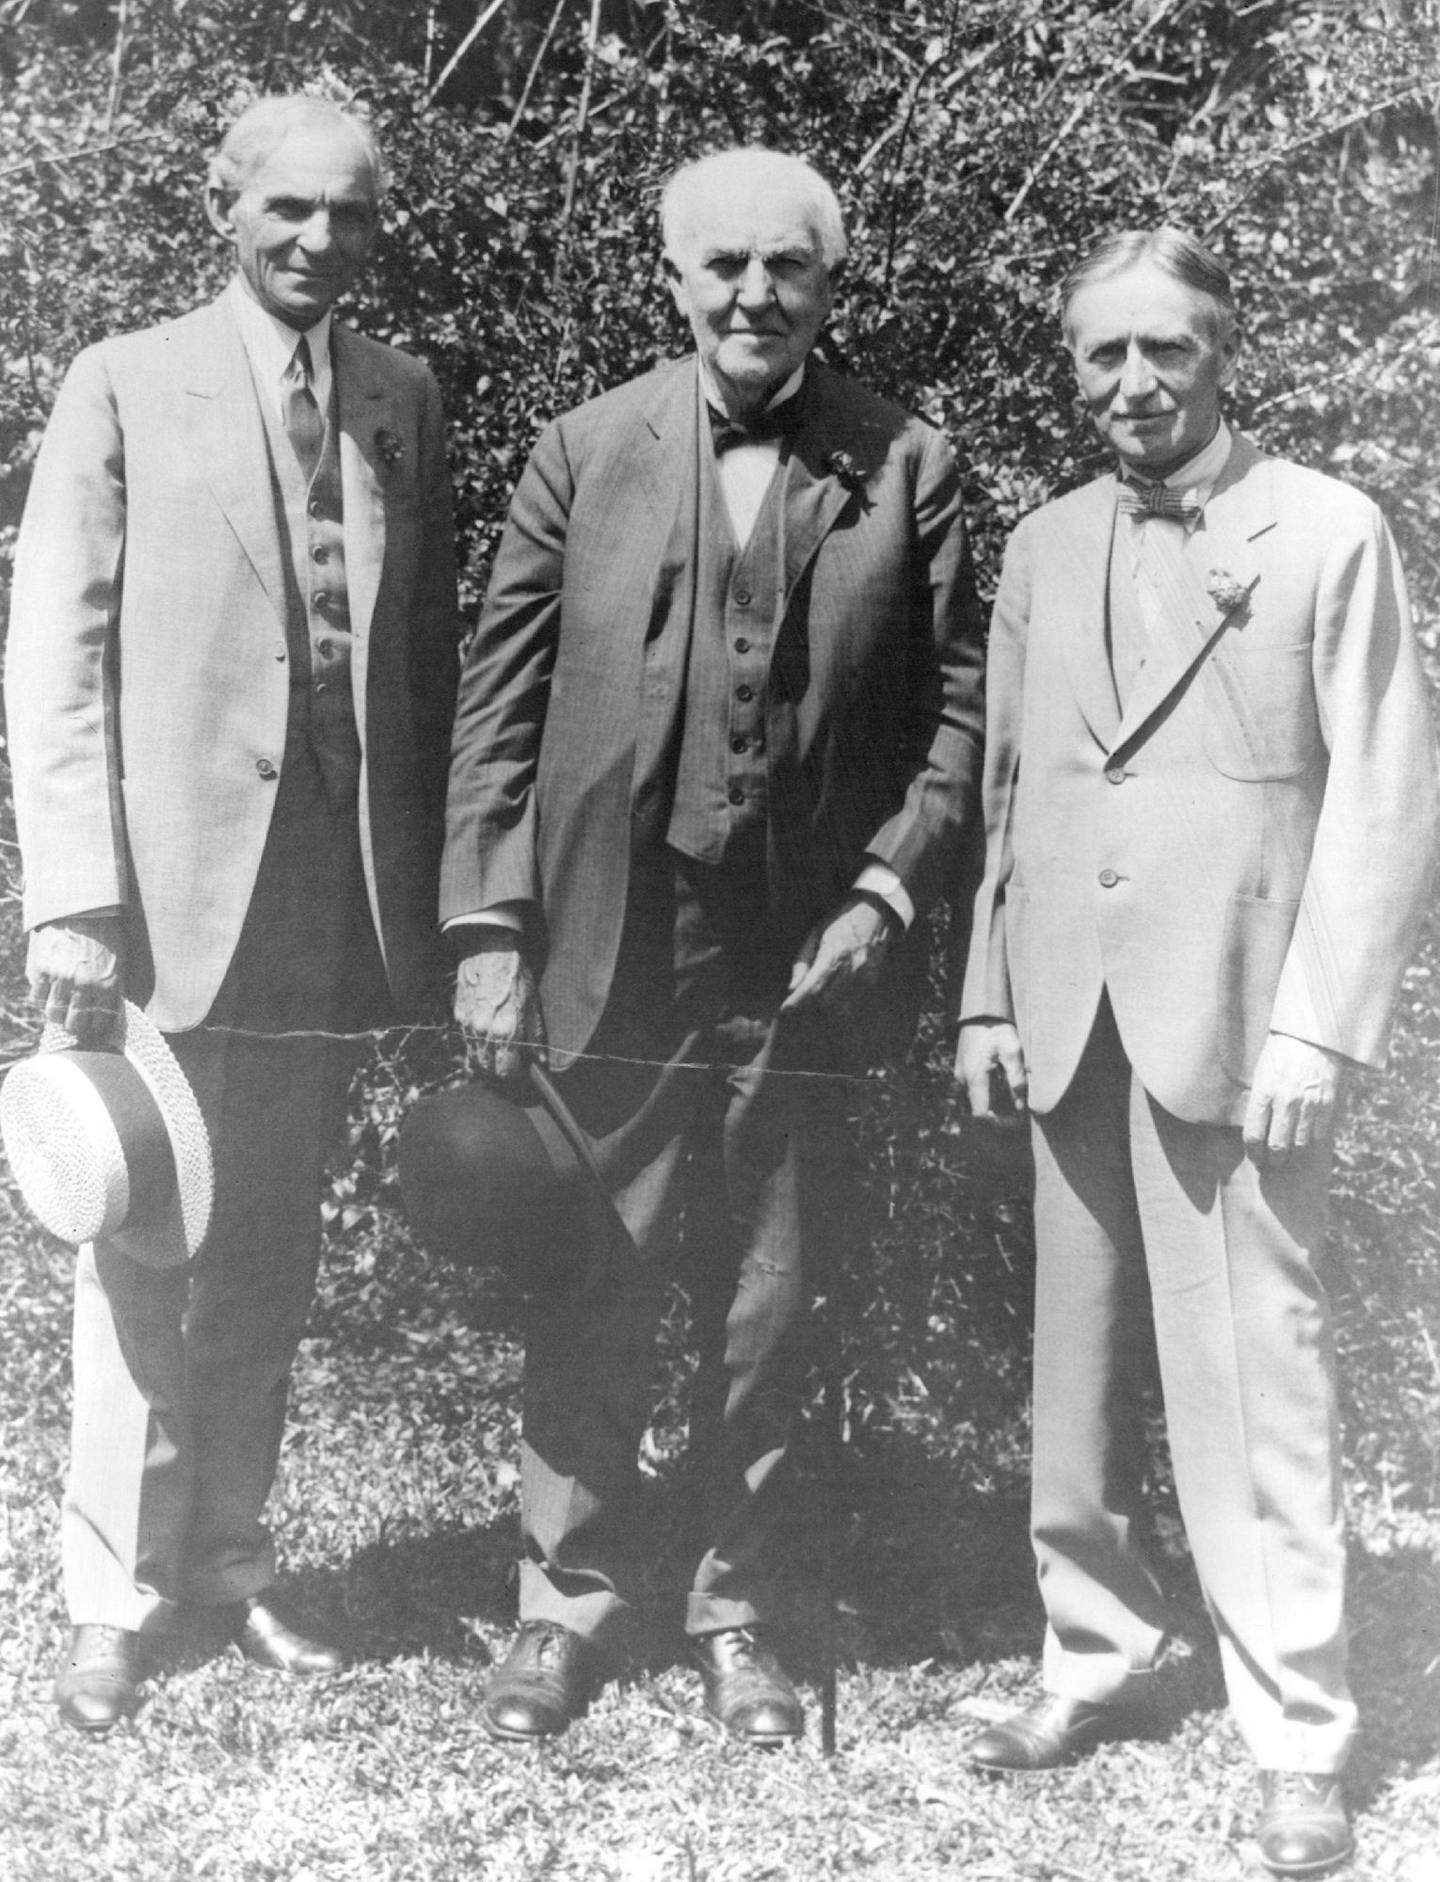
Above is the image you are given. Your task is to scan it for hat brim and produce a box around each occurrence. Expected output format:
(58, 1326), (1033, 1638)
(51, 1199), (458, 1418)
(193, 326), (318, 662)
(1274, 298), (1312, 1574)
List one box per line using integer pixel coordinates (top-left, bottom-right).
(36, 1001), (214, 1266)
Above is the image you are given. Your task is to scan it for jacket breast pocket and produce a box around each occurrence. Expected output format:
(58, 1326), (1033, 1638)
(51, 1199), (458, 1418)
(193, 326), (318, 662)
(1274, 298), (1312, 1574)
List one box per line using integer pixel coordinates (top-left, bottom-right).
(1203, 642), (1319, 782)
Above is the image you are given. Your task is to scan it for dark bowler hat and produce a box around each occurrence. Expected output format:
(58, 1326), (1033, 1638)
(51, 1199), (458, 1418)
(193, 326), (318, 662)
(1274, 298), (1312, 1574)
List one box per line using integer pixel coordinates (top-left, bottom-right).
(398, 1065), (616, 1295)
(1, 1000), (214, 1268)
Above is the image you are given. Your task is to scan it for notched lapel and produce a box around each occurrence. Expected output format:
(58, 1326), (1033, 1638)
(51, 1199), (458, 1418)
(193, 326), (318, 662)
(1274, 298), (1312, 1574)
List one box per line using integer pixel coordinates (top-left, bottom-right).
(1052, 479), (1123, 749)
(184, 304), (288, 622)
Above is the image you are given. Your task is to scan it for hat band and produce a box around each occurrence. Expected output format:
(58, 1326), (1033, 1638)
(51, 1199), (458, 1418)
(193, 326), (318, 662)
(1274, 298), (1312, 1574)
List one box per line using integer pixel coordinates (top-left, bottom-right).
(66, 1049), (179, 1230)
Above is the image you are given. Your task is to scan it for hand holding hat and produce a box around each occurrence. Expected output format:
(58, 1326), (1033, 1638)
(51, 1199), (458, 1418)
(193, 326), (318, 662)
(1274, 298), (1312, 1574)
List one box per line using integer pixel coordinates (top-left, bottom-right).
(26, 915), (126, 1047)
(2, 997), (213, 1269)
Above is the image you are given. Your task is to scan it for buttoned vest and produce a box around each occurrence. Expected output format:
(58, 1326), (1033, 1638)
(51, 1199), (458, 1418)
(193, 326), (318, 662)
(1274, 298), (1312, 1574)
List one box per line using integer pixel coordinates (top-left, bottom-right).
(251, 369), (363, 811)
(665, 438), (786, 866)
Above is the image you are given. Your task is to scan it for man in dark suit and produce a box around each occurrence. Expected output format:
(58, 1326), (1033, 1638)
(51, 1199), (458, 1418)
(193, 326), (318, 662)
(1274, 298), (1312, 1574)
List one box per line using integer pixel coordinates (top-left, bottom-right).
(7, 96), (460, 1731)
(956, 229), (1437, 1875)
(442, 146), (985, 1743)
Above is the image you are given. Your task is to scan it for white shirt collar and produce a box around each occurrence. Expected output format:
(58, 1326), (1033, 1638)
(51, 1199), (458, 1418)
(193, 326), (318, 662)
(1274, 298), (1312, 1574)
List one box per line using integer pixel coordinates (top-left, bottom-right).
(697, 356), (806, 419)
(227, 275), (334, 413)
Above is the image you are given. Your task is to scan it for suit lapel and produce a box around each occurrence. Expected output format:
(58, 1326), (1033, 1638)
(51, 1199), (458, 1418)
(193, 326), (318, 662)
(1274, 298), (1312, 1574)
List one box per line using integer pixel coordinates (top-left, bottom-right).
(1052, 478), (1124, 749)
(182, 298), (289, 624)
(781, 368), (881, 610)
(334, 325), (389, 646)
(1110, 434), (1273, 755)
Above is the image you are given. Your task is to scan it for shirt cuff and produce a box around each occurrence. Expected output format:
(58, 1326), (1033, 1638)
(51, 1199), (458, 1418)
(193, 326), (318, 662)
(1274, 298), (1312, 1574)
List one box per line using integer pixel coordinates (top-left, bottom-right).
(442, 904), (526, 936)
(854, 862), (913, 932)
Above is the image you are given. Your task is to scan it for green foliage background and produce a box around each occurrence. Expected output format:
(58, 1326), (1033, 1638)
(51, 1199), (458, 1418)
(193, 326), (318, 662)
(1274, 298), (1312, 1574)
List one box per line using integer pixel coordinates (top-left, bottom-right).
(0, 0), (1437, 1517)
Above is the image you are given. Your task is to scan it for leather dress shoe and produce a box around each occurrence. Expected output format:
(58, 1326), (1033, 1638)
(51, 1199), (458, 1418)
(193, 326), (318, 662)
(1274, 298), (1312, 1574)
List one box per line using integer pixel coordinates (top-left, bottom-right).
(483, 1620), (600, 1741)
(689, 1626), (804, 1745)
(967, 1693), (1116, 1770)
(1257, 1771), (1353, 1877)
(230, 1592), (347, 1675)
(55, 1624), (146, 1734)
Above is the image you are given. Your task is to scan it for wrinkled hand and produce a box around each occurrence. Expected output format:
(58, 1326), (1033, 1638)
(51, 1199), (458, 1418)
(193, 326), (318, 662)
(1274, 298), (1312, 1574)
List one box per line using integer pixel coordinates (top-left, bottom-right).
(955, 1019), (1029, 1127)
(26, 917), (125, 1046)
(1242, 1032), (1347, 1168)
(453, 930), (544, 1081)
(781, 893), (895, 1014)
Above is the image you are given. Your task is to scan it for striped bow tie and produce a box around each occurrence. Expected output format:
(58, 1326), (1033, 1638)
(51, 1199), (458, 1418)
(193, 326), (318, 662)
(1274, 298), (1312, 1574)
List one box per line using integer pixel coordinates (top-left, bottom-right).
(1118, 481), (1203, 524)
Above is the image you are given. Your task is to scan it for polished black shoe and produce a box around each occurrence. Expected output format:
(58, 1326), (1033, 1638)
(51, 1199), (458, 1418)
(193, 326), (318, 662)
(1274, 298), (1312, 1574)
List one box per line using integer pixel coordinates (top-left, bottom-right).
(483, 1621), (600, 1742)
(966, 1693), (1116, 1770)
(689, 1626), (804, 1745)
(1257, 1771), (1353, 1877)
(230, 1592), (347, 1675)
(55, 1624), (146, 1734)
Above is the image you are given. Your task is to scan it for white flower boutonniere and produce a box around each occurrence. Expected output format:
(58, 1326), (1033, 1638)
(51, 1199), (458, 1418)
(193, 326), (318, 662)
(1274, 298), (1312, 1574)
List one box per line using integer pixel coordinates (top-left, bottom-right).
(375, 427), (404, 468)
(1205, 568), (1254, 616)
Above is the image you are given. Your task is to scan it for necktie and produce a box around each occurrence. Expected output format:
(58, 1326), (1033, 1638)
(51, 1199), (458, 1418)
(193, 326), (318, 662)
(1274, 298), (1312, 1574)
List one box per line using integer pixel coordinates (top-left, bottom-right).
(1118, 480), (1203, 525)
(708, 393), (804, 455)
(283, 335), (324, 486)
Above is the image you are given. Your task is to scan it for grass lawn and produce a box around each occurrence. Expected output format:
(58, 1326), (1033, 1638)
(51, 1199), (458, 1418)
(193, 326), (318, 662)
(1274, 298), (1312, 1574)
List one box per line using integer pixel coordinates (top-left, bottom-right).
(1, 992), (1438, 1881)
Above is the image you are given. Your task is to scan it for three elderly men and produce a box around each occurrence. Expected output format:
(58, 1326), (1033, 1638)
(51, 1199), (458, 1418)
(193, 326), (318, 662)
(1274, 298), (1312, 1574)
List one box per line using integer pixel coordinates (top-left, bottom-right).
(8, 92), (1430, 1870)
(957, 229), (1437, 1875)
(7, 97), (460, 1730)
(441, 146), (985, 1743)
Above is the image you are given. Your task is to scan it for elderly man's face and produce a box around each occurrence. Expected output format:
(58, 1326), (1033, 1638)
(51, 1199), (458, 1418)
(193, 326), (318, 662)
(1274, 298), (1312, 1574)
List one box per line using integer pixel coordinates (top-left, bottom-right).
(206, 125), (378, 330)
(665, 182), (833, 413)
(1068, 261), (1239, 478)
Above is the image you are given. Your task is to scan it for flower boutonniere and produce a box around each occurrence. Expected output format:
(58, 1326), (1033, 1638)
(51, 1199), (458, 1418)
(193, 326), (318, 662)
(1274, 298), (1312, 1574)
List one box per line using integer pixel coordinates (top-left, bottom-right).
(1205, 567), (1255, 617)
(375, 427), (403, 468)
(826, 447), (865, 491)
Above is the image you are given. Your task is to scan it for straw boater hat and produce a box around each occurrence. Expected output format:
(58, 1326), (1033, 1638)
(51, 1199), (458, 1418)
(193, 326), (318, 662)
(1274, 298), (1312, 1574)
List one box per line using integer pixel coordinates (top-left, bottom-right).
(1, 1000), (213, 1268)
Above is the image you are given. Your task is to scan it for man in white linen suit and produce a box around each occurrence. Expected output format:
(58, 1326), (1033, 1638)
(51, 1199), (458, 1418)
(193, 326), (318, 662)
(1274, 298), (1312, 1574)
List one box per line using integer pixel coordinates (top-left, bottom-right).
(6, 95), (460, 1732)
(955, 228), (1437, 1877)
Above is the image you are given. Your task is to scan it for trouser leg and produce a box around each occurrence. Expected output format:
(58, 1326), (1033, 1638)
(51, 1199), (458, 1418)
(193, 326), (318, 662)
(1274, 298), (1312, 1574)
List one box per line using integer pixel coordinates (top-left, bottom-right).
(175, 1025), (353, 1606)
(1031, 1003), (1171, 1704)
(684, 1010), (842, 1634)
(59, 1025), (351, 1620)
(1132, 1090), (1353, 1772)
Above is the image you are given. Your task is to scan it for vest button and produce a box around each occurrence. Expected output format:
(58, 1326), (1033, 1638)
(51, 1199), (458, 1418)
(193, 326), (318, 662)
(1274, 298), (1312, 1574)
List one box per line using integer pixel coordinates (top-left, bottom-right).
(311, 544), (328, 563)
(731, 736), (748, 754)
(734, 589), (752, 607)
(307, 498), (325, 519)
(313, 593), (331, 612)
(727, 785), (745, 806)
(1105, 766), (1126, 785)
(734, 636), (751, 654)
(256, 758), (277, 781)
(318, 637), (335, 659)
(1098, 868), (1120, 888)
(274, 644), (287, 662)
(736, 684), (754, 702)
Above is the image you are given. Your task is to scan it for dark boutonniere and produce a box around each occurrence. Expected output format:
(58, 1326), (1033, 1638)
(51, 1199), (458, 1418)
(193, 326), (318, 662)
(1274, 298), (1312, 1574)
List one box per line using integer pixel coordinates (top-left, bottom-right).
(375, 427), (403, 468)
(826, 448), (865, 490)
(1205, 567), (1255, 616)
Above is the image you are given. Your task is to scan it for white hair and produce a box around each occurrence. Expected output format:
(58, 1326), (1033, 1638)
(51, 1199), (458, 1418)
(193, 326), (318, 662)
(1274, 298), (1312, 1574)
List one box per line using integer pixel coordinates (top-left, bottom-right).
(661, 147), (847, 270)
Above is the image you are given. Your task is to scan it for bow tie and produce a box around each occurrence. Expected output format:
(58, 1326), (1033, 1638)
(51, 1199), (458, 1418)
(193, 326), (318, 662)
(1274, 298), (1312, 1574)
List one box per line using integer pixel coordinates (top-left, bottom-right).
(1118, 480), (1204, 525)
(707, 395), (804, 455)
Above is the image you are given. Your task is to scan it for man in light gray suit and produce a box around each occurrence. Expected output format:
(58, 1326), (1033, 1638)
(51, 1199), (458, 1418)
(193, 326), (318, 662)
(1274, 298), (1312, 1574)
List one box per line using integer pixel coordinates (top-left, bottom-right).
(956, 228), (1437, 1876)
(7, 95), (459, 1732)
(442, 147), (985, 1745)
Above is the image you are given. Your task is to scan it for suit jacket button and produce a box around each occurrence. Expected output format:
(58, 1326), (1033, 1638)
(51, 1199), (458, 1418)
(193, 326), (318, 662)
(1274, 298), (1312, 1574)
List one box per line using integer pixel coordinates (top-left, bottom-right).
(1105, 765), (1126, 785)
(1098, 867), (1119, 888)
(727, 785), (745, 806)
(256, 758), (278, 781)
